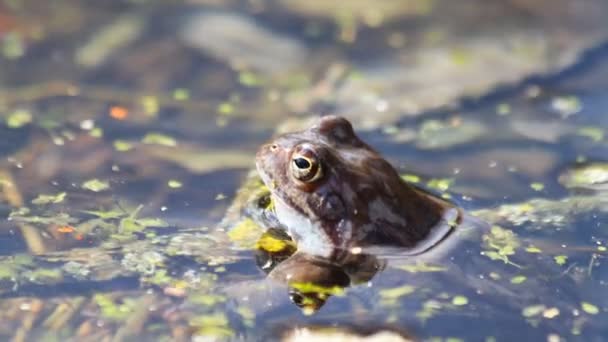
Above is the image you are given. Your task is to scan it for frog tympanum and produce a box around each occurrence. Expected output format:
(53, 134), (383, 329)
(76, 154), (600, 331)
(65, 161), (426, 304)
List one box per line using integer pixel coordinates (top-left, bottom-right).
(256, 115), (460, 258)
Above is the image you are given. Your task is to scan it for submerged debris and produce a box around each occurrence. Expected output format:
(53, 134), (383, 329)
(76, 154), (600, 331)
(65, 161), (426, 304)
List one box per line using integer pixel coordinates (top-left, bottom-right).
(559, 163), (608, 191)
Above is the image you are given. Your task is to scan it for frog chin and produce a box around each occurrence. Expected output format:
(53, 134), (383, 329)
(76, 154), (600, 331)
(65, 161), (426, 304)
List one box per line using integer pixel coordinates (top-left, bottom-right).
(272, 195), (335, 258)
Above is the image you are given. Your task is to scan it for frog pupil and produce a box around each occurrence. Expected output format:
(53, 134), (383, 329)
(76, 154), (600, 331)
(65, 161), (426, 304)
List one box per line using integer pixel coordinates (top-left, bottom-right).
(294, 157), (311, 169)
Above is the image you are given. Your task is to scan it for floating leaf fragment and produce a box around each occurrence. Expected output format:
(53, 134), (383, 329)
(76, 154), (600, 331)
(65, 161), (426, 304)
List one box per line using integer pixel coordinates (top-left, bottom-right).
(398, 263), (446, 273)
(82, 209), (124, 219)
(427, 178), (454, 192)
(191, 312), (233, 338)
(114, 140), (133, 151)
(482, 226), (521, 266)
(558, 163), (608, 191)
(141, 95), (159, 115)
(238, 71), (261, 87)
(189, 293), (226, 306)
(543, 307), (560, 319)
(173, 88), (190, 100)
(401, 174), (421, 183)
(31, 192), (66, 205)
(554, 255), (568, 265)
(530, 182), (544, 191)
(551, 96), (581, 117)
(522, 304), (546, 317)
(496, 103), (511, 115)
(2, 32), (25, 59)
(577, 127), (604, 142)
(525, 246), (542, 253)
(217, 102), (234, 115)
(135, 217), (169, 228)
(168, 180), (183, 188)
(6, 109), (32, 128)
(82, 179), (110, 192)
(452, 296), (468, 306)
(379, 285), (416, 299)
(90, 127), (103, 137)
(581, 302), (599, 315)
(142, 133), (177, 147)
(510, 275), (527, 284)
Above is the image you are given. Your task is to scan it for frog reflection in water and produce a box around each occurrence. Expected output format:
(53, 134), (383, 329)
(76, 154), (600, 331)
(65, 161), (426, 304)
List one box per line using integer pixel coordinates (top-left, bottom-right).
(256, 115), (461, 259)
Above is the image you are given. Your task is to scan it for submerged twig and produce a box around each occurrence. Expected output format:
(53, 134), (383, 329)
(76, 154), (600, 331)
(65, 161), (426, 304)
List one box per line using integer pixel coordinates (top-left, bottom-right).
(11, 299), (44, 342)
(111, 294), (155, 342)
(587, 253), (597, 277)
(42, 297), (86, 331)
(0, 168), (46, 254)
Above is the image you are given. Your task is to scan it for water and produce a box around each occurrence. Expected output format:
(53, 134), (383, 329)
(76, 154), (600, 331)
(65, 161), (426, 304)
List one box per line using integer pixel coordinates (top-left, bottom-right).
(1, 0), (608, 340)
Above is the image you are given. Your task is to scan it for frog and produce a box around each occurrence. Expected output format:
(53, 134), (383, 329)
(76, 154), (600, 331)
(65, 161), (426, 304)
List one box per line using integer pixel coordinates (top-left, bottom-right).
(255, 115), (462, 258)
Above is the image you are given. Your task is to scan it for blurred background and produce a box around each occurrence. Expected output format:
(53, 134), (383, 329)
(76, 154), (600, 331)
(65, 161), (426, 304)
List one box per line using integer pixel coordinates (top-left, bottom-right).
(1, 0), (608, 340)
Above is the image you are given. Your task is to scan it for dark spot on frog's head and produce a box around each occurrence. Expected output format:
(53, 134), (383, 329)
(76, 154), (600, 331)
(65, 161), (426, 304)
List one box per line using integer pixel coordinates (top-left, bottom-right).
(314, 115), (360, 146)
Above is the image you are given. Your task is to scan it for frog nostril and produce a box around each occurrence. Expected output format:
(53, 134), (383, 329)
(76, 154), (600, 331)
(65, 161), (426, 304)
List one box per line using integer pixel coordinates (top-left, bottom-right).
(270, 144), (278, 151)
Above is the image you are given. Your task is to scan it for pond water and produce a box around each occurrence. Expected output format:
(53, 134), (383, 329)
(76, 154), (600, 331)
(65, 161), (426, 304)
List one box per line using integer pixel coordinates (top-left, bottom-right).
(1, 0), (608, 341)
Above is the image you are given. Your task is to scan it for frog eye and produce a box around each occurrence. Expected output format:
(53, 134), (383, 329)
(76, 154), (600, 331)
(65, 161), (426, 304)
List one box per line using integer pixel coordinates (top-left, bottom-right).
(290, 150), (323, 183)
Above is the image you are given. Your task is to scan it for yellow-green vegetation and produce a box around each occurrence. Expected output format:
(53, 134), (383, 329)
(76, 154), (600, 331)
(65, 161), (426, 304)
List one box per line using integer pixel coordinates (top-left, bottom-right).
(416, 299), (443, 321)
(114, 140), (133, 151)
(551, 95), (581, 117)
(82, 179), (110, 192)
(31, 192), (67, 205)
(397, 262), (446, 273)
(172, 88), (190, 101)
(379, 284), (416, 306)
(401, 174), (421, 183)
(141, 133), (177, 147)
(522, 304), (546, 318)
(141, 95), (160, 116)
(581, 302), (600, 315)
(290, 282), (345, 297)
(255, 231), (296, 253)
(481, 225), (521, 267)
(510, 275), (527, 284)
(496, 103), (511, 115)
(89, 127), (104, 137)
(5, 109), (32, 128)
(167, 180), (183, 188)
(427, 178), (454, 192)
(94, 294), (135, 321)
(236, 306), (256, 328)
(189, 293), (226, 307)
(559, 163), (608, 190)
(2, 32), (25, 59)
(0, 254), (34, 281)
(238, 71), (263, 87)
(525, 245), (542, 253)
(227, 218), (265, 249)
(9, 207), (76, 226)
(577, 127), (604, 142)
(217, 102), (235, 115)
(554, 255), (568, 266)
(417, 119), (485, 149)
(451, 295), (468, 306)
(530, 182), (544, 191)
(190, 312), (234, 338)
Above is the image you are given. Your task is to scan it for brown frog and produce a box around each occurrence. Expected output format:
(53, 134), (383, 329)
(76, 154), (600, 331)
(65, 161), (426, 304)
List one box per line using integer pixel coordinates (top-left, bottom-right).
(256, 115), (461, 258)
